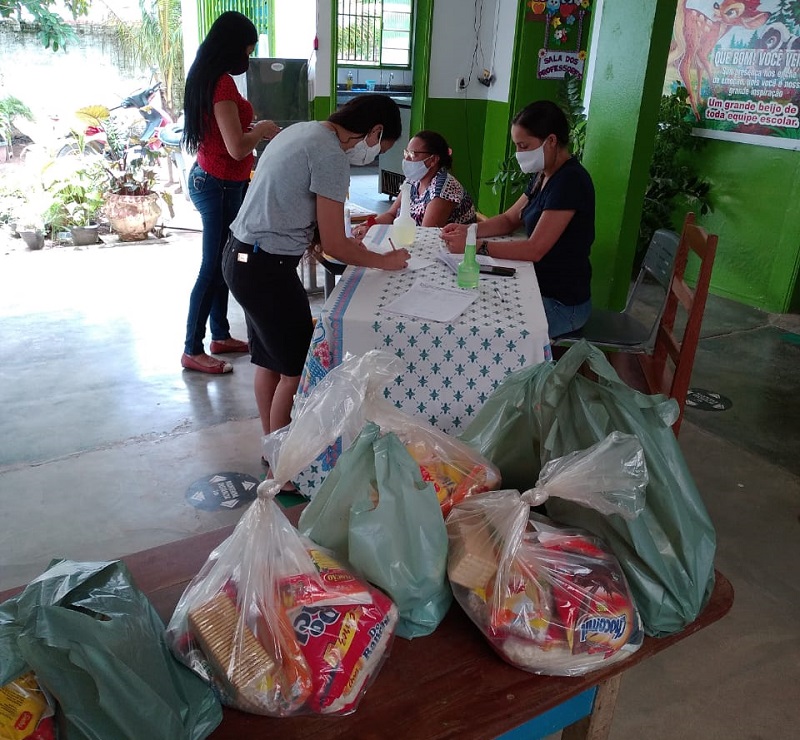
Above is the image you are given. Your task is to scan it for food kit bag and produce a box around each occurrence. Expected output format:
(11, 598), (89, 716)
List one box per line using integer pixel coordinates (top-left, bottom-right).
(268, 350), (501, 507)
(299, 422), (452, 639)
(166, 483), (397, 717)
(448, 491), (644, 677)
(448, 434), (648, 676)
(0, 559), (221, 740)
(461, 340), (717, 636)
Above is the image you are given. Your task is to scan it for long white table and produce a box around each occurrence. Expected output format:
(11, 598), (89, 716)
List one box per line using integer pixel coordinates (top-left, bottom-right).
(294, 225), (551, 496)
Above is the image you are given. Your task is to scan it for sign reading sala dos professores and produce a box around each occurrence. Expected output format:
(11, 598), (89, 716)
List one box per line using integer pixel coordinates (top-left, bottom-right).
(667, 0), (800, 150)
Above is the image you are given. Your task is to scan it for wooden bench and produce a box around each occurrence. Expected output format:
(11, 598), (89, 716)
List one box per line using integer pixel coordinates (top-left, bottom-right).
(0, 508), (733, 740)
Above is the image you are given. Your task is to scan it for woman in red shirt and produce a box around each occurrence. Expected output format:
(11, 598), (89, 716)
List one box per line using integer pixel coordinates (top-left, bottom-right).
(181, 11), (280, 374)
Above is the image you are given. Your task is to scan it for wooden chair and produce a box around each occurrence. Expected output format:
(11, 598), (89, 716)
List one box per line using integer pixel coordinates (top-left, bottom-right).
(612, 212), (718, 435)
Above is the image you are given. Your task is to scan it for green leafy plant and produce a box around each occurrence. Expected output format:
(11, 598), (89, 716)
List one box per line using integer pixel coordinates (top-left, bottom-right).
(103, 116), (174, 216)
(557, 73), (587, 162)
(1, 1), (91, 51)
(42, 153), (106, 229)
(0, 95), (35, 160)
(639, 85), (712, 259)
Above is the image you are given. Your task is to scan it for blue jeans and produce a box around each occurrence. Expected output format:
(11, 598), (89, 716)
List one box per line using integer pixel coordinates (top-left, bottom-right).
(184, 163), (247, 355)
(543, 297), (592, 340)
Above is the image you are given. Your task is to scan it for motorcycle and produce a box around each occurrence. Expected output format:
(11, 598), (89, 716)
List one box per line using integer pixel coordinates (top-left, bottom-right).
(60, 81), (172, 158)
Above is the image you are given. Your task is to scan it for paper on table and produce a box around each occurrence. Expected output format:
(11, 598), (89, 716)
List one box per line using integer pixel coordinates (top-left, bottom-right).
(362, 224), (433, 270)
(383, 279), (479, 322)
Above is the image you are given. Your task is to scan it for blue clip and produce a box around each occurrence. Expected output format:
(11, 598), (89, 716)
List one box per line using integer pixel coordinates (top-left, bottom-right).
(253, 240), (259, 253)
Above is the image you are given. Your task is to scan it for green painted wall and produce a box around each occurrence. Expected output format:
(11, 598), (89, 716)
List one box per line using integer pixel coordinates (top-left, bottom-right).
(689, 140), (800, 311)
(421, 97), (487, 201)
(581, 0), (677, 309)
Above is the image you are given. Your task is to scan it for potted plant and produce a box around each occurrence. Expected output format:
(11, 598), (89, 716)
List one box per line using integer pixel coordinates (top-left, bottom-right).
(42, 154), (107, 245)
(102, 117), (174, 241)
(13, 185), (53, 250)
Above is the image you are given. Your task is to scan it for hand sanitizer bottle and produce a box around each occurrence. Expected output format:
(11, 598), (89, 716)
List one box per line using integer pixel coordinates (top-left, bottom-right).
(392, 181), (416, 247)
(457, 223), (480, 289)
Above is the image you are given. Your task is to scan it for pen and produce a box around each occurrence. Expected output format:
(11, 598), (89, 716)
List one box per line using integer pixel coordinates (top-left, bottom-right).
(388, 238), (397, 251)
(494, 286), (505, 303)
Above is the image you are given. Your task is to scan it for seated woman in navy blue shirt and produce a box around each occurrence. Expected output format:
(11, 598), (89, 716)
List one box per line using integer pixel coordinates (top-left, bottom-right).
(441, 100), (595, 339)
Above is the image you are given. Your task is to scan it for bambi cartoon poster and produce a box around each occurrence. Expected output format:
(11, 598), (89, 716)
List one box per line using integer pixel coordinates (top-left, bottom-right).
(667, 0), (800, 149)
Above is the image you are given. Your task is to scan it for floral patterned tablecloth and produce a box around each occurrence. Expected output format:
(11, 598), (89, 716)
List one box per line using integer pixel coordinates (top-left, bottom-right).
(293, 225), (551, 496)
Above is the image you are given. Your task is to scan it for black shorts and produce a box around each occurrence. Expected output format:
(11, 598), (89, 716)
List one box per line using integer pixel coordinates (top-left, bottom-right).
(222, 235), (313, 376)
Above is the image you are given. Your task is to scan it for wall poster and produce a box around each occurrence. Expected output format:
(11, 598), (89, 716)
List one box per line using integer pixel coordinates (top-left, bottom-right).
(667, 0), (800, 150)
(525, 1), (592, 80)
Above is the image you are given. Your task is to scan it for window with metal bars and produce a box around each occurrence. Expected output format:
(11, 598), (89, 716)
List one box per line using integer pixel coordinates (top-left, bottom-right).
(196, 0), (275, 57)
(337, 1), (413, 68)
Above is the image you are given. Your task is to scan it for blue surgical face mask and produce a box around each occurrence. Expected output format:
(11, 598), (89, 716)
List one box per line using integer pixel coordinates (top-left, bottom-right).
(346, 130), (383, 166)
(401, 157), (431, 182)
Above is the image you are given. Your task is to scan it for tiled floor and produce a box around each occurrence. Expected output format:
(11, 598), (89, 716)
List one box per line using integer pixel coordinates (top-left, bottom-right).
(1, 166), (798, 738)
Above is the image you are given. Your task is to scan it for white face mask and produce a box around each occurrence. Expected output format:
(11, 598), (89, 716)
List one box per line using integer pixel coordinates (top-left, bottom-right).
(346, 130), (383, 166)
(516, 143), (546, 174)
(401, 157), (431, 182)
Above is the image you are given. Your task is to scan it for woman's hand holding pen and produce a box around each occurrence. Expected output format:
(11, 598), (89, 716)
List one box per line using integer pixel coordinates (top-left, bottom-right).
(383, 242), (409, 270)
(440, 223), (467, 253)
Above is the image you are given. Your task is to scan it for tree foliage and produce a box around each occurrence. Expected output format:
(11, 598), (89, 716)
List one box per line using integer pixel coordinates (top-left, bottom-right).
(109, 0), (184, 118)
(0, 95), (34, 157)
(0, 1), (91, 51)
(639, 85), (713, 259)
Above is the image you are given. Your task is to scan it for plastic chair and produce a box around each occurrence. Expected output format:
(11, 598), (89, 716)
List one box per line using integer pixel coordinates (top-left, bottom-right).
(556, 227), (681, 350)
(630, 212), (718, 434)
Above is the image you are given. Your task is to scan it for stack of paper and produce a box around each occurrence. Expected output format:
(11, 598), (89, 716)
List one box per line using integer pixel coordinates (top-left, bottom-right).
(383, 279), (479, 322)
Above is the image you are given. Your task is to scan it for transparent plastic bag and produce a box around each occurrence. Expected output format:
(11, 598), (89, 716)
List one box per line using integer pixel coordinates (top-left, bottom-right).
(165, 486), (398, 717)
(522, 431), (647, 519)
(447, 491), (644, 677)
(266, 350), (501, 513)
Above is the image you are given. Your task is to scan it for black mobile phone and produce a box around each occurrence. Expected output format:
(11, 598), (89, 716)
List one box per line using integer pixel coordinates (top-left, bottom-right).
(479, 265), (516, 277)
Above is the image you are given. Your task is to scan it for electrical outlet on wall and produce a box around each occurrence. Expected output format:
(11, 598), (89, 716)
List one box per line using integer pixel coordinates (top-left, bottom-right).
(456, 76), (467, 94)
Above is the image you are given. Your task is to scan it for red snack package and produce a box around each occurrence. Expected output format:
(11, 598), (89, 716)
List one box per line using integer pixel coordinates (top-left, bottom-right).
(286, 587), (397, 714)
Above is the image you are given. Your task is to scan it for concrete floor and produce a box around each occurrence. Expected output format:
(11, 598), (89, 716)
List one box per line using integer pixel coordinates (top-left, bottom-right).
(1, 168), (799, 738)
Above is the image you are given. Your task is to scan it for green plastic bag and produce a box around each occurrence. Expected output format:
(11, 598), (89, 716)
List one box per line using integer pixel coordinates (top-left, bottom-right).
(299, 422), (452, 639)
(461, 341), (716, 637)
(0, 559), (222, 739)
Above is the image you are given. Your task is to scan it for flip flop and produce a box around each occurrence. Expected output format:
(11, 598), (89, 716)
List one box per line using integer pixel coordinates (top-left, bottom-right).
(181, 353), (233, 374)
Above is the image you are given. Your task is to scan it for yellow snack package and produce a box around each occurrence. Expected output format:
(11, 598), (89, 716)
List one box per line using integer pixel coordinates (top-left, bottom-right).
(0, 672), (49, 740)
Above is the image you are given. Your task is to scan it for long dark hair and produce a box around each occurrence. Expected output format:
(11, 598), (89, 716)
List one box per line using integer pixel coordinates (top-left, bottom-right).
(328, 94), (402, 141)
(413, 130), (453, 169)
(183, 11), (258, 153)
(512, 100), (570, 147)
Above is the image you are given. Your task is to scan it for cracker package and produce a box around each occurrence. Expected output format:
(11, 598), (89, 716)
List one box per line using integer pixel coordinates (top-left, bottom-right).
(166, 485), (398, 717)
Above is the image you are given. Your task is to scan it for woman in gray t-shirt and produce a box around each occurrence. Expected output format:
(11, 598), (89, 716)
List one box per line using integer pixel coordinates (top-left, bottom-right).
(222, 95), (409, 477)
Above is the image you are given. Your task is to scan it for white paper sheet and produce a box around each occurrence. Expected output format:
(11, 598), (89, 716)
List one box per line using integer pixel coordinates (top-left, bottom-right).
(382, 279), (479, 322)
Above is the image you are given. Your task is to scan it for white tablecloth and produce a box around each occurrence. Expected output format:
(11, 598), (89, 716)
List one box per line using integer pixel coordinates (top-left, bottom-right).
(294, 225), (551, 495)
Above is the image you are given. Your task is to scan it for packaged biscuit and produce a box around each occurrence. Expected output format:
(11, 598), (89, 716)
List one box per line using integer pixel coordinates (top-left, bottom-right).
(167, 485), (397, 716)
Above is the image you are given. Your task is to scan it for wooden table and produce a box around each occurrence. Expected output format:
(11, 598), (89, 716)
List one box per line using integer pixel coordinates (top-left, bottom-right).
(1, 505), (733, 740)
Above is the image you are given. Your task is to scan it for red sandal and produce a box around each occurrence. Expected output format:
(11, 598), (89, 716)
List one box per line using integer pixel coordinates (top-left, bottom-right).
(181, 353), (233, 374)
(209, 338), (249, 354)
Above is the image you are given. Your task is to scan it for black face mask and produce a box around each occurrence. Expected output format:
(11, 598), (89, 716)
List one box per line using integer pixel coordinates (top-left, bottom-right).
(230, 53), (249, 76)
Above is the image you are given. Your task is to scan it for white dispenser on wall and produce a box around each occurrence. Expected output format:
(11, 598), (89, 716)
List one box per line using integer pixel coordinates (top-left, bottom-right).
(392, 181), (416, 247)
